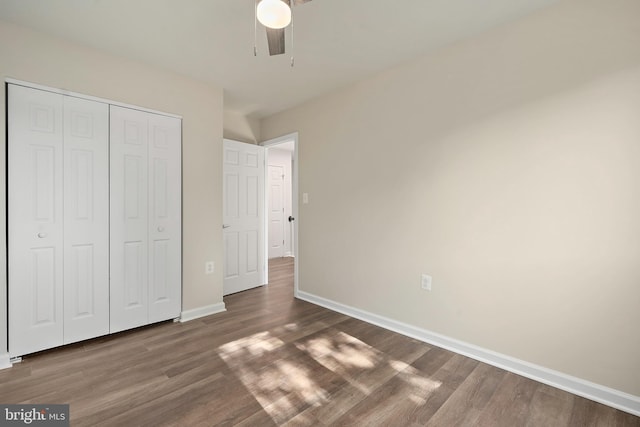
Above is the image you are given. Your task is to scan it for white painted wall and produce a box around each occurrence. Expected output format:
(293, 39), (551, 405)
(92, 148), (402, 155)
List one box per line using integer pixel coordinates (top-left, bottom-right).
(261, 0), (640, 398)
(267, 147), (293, 257)
(0, 20), (224, 360)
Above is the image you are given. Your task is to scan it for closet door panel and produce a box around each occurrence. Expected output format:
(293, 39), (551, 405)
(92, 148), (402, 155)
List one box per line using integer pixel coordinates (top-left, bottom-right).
(63, 96), (109, 344)
(8, 85), (64, 356)
(148, 114), (182, 322)
(110, 106), (149, 333)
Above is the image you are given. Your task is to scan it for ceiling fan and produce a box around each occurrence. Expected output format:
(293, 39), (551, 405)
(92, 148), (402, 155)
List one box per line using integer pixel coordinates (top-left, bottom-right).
(254, 0), (312, 62)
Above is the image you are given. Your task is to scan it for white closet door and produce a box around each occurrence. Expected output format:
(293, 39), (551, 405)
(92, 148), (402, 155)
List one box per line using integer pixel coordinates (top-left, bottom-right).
(110, 106), (149, 333)
(148, 114), (182, 323)
(62, 96), (110, 344)
(8, 85), (64, 356)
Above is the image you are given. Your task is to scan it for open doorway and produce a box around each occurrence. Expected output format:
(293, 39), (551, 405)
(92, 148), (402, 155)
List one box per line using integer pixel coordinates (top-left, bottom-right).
(261, 133), (299, 297)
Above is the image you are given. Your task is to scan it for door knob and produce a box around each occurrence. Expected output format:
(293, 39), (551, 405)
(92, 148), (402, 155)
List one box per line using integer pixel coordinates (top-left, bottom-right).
(157, 226), (165, 232)
(37, 232), (47, 238)
(288, 216), (295, 222)
(222, 224), (231, 229)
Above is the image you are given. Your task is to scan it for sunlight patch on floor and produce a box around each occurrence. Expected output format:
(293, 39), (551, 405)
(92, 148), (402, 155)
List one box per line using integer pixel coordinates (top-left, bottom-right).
(218, 329), (329, 424)
(218, 331), (285, 357)
(294, 331), (382, 395)
(218, 328), (441, 424)
(389, 360), (442, 405)
(299, 332), (379, 369)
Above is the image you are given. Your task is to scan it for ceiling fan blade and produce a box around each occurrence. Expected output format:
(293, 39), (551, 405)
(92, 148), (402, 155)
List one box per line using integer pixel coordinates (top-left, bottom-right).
(292, 0), (312, 4)
(266, 27), (285, 55)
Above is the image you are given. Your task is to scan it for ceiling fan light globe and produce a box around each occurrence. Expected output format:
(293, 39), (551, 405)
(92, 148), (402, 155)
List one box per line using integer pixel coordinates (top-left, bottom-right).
(257, 0), (292, 29)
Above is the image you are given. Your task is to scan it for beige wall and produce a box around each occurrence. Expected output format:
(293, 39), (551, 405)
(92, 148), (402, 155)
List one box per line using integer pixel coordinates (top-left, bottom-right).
(223, 110), (261, 144)
(262, 0), (640, 396)
(0, 21), (225, 355)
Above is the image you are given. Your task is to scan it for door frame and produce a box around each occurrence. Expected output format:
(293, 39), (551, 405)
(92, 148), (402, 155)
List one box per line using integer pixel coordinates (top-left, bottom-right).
(261, 132), (299, 297)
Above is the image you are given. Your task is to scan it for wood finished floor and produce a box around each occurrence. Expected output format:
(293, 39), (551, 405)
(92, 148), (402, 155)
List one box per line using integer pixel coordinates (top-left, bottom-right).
(1, 257), (638, 426)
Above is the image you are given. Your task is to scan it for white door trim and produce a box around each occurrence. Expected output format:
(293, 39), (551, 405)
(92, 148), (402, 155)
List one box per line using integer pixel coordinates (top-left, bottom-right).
(260, 133), (299, 297)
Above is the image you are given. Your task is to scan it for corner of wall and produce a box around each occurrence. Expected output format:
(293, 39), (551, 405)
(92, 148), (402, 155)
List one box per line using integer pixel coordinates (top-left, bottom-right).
(223, 110), (261, 144)
(180, 302), (227, 323)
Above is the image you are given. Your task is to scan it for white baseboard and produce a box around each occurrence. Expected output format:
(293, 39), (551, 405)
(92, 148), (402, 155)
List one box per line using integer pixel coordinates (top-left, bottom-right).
(180, 302), (226, 322)
(0, 353), (12, 370)
(297, 291), (640, 417)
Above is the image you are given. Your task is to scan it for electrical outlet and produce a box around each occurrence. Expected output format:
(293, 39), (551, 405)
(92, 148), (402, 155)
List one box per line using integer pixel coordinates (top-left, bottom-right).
(205, 261), (215, 275)
(421, 274), (432, 291)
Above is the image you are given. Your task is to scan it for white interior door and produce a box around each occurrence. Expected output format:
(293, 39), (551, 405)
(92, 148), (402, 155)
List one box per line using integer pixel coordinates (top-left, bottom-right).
(110, 106), (149, 333)
(147, 114), (182, 323)
(8, 85), (64, 356)
(62, 95), (110, 344)
(223, 139), (265, 295)
(268, 165), (285, 259)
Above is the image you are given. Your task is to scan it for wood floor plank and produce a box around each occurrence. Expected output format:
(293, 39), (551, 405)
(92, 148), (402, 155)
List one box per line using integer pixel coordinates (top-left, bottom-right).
(403, 354), (481, 425)
(0, 256), (637, 426)
(526, 383), (575, 427)
(425, 363), (506, 426)
(333, 317), (432, 364)
(474, 372), (539, 427)
(568, 397), (640, 427)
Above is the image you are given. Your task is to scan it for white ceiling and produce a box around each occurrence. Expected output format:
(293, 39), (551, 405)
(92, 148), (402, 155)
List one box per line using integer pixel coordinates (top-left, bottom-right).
(0, 0), (557, 119)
